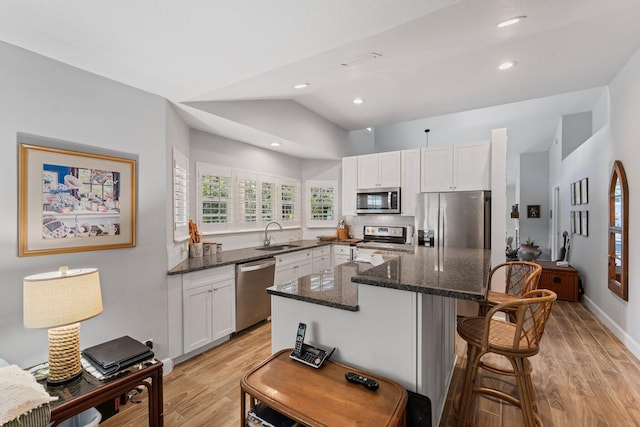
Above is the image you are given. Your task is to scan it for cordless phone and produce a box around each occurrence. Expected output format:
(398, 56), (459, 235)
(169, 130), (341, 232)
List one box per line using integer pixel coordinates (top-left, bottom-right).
(293, 322), (306, 357)
(289, 322), (335, 369)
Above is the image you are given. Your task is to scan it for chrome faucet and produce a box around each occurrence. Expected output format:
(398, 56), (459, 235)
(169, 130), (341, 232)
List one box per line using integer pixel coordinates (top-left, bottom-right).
(264, 221), (283, 246)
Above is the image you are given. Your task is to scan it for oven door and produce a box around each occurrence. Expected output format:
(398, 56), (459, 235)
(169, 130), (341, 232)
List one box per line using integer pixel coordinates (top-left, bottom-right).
(356, 188), (400, 214)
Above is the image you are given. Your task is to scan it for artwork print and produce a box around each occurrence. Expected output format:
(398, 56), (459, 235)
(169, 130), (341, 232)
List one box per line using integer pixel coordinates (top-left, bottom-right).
(20, 144), (136, 256)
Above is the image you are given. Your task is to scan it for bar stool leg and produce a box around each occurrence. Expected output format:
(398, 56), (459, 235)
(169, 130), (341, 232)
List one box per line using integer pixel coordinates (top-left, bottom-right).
(511, 356), (538, 427)
(455, 345), (483, 427)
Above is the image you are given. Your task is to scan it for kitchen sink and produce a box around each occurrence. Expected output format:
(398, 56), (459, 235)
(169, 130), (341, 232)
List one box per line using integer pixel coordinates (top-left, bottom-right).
(256, 244), (300, 251)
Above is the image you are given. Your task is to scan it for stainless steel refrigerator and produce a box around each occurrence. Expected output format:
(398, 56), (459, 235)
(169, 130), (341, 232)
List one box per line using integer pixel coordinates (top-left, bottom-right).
(415, 190), (491, 315)
(415, 191), (491, 250)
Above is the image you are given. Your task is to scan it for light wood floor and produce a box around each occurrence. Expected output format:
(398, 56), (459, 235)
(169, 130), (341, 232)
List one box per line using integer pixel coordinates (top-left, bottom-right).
(103, 301), (640, 426)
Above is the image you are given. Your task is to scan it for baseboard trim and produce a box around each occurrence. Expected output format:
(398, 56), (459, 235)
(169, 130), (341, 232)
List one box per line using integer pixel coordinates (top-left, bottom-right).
(583, 295), (640, 361)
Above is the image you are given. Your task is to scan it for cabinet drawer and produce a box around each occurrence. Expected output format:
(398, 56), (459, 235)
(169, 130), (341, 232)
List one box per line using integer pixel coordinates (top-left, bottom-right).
(276, 249), (312, 266)
(183, 265), (235, 291)
(313, 246), (331, 257)
(333, 245), (352, 256)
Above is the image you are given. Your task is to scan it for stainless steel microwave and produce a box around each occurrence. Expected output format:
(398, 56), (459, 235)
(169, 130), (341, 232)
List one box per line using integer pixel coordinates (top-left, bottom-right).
(356, 187), (401, 214)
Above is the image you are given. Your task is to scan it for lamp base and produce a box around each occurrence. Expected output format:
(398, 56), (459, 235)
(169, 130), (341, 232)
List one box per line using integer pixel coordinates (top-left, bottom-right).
(47, 323), (83, 385)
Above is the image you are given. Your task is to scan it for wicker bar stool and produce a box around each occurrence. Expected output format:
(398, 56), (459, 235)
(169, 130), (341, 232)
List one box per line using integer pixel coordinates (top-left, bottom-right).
(455, 289), (557, 427)
(478, 261), (542, 321)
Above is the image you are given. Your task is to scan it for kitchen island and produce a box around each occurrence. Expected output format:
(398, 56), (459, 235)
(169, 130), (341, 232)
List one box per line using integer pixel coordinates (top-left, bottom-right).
(267, 246), (490, 427)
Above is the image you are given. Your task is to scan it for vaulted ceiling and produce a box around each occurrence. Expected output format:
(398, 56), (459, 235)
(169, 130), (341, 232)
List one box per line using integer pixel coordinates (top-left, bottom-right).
(2, 0), (640, 160)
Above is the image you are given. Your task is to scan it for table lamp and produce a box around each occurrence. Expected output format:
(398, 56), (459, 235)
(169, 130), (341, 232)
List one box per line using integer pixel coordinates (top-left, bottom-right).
(23, 266), (103, 385)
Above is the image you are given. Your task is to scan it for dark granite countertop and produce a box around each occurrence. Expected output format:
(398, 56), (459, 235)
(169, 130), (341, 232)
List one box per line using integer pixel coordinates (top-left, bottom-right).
(267, 261), (379, 311)
(168, 239), (359, 275)
(351, 247), (491, 301)
(268, 246), (491, 310)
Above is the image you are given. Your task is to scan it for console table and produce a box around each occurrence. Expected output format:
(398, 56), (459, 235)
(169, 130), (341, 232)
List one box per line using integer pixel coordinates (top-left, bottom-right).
(537, 260), (580, 302)
(241, 349), (408, 426)
(42, 359), (163, 426)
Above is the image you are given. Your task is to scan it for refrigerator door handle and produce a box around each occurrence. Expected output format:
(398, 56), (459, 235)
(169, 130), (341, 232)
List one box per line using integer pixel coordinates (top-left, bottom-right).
(438, 207), (445, 271)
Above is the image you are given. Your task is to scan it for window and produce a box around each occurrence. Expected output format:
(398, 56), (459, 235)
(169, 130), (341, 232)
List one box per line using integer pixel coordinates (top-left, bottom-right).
(261, 180), (276, 223)
(197, 163), (232, 232)
(608, 160), (628, 301)
(236, 172), (258, 228)
(280, 179), (301, 227)
(172, 149), (189, 241)
(306, 180), (337, 228)
(195, 163), (300, 232)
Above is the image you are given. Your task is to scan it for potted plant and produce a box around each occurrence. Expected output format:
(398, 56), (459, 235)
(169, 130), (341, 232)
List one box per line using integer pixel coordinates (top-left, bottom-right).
(517, 237), (542, 261)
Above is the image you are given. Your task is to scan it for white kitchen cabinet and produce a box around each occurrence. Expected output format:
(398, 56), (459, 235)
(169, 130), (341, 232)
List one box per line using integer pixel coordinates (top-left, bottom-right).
(401, 149), (421, 216)
(453, 141), (491, 191)
(332, 244), (352, 266)
(182, 265), (235, 353)
(274, 249), (313, 285)
(357, 151), (401, 188)
(421, 141), (490, 192)
(342, 156), (358, 216)
(312, 246), (332, 273)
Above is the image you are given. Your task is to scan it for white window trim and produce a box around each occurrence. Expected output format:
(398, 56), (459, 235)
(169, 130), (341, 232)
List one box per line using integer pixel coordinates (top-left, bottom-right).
(172, 148), (190, 242)
(305, 180), (338, 228)
(196, 163), (233, 233)
(279, 177), (302, 228)
(195, 162), (301, 234)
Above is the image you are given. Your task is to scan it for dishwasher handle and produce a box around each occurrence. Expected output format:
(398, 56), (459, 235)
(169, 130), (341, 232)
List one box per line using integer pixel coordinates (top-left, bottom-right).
(238, 259), (276, 273)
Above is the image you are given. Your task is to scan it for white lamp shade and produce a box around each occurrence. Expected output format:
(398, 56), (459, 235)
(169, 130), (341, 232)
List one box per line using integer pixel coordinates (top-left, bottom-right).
(24, 267), (103, 328)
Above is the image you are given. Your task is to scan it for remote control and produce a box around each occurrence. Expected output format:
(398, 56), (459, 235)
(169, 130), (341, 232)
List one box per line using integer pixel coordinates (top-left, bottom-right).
(345, 372), (379, 391)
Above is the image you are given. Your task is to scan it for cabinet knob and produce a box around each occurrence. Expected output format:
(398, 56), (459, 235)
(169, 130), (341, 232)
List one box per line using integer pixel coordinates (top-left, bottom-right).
(553, 277), (561, 284)
(208, 289), (213, 293)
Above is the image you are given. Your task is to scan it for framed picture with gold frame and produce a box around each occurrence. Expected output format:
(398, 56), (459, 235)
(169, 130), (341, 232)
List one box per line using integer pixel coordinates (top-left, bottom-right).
(19, 143), (136, 256)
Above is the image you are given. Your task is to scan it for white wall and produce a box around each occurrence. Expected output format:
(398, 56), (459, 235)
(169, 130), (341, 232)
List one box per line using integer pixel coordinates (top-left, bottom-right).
(0, 41), (172, 368)
(519, 151), (550, 257)
(548, 48), (640, 358)
(561, 111), (592, 160)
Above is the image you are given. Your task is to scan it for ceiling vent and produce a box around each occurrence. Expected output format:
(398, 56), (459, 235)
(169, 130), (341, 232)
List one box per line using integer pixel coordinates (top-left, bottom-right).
(340, 52), (382, 67)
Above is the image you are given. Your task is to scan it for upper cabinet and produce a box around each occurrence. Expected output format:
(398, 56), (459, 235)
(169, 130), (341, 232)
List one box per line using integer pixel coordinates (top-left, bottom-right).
(342, 156), (358, 216)
(421, 141), (491, 192)
(357, 151), (401, 188)
(401, 149), (420, 216)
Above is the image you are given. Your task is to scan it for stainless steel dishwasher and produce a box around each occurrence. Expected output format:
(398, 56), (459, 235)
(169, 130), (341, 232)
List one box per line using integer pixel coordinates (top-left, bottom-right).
(235, 258), (276, 332)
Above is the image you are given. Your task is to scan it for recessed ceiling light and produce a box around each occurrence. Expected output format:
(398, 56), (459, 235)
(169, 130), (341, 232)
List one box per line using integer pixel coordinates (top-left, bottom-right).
(498, 61), (516, 70)
(293, 83), (309, 89)
(353, 97), (365, 105)
(497, 16), (526, 28)
(270, 142), (281, 147)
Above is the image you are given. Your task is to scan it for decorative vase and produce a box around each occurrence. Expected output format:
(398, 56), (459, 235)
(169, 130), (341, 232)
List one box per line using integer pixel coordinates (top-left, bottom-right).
(517, 244), (542, 261)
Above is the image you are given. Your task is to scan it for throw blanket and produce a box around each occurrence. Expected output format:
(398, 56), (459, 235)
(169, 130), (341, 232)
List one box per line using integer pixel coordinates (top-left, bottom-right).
(0, 365), (57, 425)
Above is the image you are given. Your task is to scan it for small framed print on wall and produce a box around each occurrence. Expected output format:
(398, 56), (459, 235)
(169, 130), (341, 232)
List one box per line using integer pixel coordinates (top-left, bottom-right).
(527, 204), (541, 219)
(581, 177), (589, 204)
(581, 210), (589, 236)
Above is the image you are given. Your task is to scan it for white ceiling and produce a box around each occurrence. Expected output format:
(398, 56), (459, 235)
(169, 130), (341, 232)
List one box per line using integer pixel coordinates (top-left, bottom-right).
(2, 0), (640, 158)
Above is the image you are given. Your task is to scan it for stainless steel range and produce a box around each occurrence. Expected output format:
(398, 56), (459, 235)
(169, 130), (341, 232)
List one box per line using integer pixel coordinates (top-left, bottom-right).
(359, 225), (413, 248)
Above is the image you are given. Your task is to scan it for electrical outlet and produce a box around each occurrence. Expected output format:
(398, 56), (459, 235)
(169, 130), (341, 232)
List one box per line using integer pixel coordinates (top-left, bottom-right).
(145, 339), (153, 349)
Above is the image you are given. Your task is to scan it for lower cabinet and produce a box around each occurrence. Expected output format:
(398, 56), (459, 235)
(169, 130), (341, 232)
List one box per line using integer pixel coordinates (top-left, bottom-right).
(312, 246), (332, 273)
(183, 265), (236, 353)
(274, 249), (313, 285)
(333, 244), (352, 266)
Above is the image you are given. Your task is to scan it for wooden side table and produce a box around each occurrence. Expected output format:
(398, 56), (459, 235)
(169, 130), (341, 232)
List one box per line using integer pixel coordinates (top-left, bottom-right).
(43, 359), (163, 426)
(241, 349), (408, 426)
(536, 260), (580, 302)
